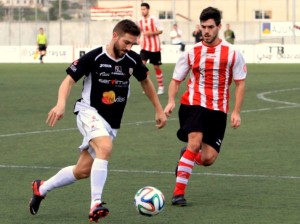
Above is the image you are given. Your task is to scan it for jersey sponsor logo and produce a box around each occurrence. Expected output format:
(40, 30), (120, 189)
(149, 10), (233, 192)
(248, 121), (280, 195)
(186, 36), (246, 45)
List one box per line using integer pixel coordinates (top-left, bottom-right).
(102, 91), (115, 104)
(100, 64), (112, 68)
(101, 91), (126, 105)
(98, 79), (129, 87)
(114, 80), (128, 87)
(99, 72), (110, 77)
(206, 53), (216, 58)
(99, 79), (110, 84)
(114, 96), (126, 103)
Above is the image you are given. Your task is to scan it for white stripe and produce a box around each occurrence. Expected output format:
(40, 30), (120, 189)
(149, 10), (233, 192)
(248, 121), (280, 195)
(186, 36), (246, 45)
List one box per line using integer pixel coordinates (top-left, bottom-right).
(0, 164), (299, 180)
(176, 177), (188, 184)
(180, 157), (195, 166)
(178, 166), (193, 174)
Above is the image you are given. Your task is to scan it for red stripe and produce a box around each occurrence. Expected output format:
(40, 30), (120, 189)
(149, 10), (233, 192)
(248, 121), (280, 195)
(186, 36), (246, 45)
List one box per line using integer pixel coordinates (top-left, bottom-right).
(191, 46), (202, 105)
(139, 20), (145, 50)
(150, 18), (157, 51)
(217, 45), (229, 111)
(204, 47), (215, 109)
(145, 18), (151, 51)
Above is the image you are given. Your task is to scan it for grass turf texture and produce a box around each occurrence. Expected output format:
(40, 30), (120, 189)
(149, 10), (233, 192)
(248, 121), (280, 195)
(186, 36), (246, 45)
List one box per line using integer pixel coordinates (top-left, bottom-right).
(0, 63), (300, 224)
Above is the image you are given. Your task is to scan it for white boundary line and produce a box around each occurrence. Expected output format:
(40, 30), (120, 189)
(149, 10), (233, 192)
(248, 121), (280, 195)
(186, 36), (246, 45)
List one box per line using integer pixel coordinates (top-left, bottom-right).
(0, 88), (299, 138)
(0, 164), (299, 180)
(257, 88), (300, 106)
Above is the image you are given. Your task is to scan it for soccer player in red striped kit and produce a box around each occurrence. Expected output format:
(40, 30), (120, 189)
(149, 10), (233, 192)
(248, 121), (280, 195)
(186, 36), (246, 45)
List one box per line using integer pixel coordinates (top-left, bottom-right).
(138, 2), (165, 95)
(164, 6), (247, 206)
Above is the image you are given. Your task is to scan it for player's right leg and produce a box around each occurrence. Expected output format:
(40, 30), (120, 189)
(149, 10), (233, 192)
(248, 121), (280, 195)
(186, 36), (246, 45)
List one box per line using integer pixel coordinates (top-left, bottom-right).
(77, 109), (117, 222)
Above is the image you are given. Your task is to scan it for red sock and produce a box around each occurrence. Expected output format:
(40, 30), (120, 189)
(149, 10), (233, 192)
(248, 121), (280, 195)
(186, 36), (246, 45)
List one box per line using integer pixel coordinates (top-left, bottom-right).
(174, 149), (197, 196)
(195, 151), (203, 165)
(155, 68), (164, 87)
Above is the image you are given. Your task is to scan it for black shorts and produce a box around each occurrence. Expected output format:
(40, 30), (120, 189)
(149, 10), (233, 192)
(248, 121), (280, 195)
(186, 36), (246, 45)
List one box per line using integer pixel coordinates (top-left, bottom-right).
(177, 104), (227, 152)
(38, 44), (47, 51)
(140, 50), (162, 65)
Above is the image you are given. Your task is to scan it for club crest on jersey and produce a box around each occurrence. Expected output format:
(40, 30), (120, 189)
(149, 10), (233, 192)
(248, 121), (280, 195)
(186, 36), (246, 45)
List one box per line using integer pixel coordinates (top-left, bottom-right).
(115, 66), (122, 72)
(129, 68), (133, 75)
(112, 66), (124, 76)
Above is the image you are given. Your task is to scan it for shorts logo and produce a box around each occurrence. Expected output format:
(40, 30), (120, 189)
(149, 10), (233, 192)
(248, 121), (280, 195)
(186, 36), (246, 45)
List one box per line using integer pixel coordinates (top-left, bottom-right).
(216, 139), (222, 146)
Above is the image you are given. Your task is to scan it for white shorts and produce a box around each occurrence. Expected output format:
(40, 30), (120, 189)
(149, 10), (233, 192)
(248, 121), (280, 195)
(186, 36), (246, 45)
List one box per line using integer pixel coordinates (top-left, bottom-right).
(76, 108), (118, 158)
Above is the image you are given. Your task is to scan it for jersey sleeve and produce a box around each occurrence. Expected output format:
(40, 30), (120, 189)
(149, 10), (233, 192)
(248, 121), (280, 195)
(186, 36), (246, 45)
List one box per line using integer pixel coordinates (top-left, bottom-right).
(172, 51), (190, 81)
(232, 50), (247, 81)
(66, 49), (97, 82)
(132, 53), (148, 81)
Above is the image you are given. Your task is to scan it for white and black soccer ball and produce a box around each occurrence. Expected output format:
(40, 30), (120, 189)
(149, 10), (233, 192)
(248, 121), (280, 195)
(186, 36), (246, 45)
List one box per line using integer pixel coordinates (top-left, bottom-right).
(134, 186), (165, 216)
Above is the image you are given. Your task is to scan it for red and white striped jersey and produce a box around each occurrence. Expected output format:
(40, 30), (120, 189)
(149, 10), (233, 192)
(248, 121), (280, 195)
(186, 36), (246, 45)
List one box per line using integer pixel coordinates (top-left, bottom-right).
(173, 40), (247, 113)
(138, 15), (163, 52)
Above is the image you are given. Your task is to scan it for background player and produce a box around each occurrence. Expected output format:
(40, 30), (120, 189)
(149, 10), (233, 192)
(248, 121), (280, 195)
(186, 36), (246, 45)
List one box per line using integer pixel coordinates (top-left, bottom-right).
(138, 2), (165, 95)
(36, 27), (47, 63)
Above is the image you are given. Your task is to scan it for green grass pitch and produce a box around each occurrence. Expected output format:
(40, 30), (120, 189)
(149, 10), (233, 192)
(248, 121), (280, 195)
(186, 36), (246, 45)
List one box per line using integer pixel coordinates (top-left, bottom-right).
(0, 63), (300, 224)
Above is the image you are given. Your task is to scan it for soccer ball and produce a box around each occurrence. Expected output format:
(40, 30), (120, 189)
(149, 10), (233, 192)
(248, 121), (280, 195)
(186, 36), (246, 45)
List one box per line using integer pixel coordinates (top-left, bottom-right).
(134, 186), (165, 216)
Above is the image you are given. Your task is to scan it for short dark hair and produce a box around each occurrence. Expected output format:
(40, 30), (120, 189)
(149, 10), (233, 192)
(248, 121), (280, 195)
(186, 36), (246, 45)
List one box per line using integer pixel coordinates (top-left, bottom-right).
(113, 19), (141, 37)
(141, 2), (150, 9)
(199, 7), (222, 26)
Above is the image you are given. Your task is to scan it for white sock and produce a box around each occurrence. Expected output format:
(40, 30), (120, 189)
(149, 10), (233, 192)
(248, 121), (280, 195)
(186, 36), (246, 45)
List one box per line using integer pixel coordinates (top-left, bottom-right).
(90, 158), (108, 208)
(39, 165), (76, 196)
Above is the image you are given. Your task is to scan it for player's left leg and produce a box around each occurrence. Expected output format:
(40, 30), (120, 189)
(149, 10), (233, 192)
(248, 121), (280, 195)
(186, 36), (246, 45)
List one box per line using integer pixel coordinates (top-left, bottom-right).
(29, 151), (93, 215)
(153, 65), (164, 95)
(151, 51), (164, 94)
(172, 132), (202, 206)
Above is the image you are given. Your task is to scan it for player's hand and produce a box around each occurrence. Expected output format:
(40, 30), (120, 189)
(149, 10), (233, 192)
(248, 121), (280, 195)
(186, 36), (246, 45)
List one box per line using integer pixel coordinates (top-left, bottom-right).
(143, 31), (152, 37)
(155, 111), (167, 129)
(230, 111), (241, 129)
(164, 102), (175, 117)
(46, 105), (65, 127)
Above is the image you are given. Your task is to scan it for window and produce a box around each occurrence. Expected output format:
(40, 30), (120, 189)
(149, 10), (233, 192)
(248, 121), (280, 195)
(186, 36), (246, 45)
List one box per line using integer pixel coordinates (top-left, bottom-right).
(158, 10), (173, 20)
(254, 10), (272, 20)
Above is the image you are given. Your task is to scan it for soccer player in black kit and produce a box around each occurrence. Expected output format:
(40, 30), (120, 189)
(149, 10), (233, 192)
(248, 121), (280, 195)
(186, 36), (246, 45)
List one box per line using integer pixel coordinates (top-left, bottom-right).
(29, 19), (167, 222)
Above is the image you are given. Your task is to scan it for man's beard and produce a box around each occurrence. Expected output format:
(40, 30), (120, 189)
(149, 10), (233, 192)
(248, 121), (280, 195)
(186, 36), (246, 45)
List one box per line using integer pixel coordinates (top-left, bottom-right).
(113, 42), (126, 58)
(203, 33), (217, 44)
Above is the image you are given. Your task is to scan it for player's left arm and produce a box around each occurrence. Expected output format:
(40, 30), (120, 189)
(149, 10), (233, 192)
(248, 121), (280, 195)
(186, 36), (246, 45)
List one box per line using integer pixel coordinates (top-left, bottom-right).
(231, 50), (247, 129)
(140, 77), (167, 129)
(231, 79), (245, 129)
(145, 18), (163, 36)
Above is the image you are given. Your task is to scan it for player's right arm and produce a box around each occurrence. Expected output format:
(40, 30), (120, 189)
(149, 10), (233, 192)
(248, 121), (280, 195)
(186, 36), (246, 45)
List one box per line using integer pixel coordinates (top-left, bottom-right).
(46, 75), (75, 127)
(164, 79), (181, 117)
(164, 51), (190, 117)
